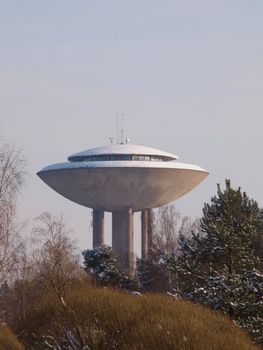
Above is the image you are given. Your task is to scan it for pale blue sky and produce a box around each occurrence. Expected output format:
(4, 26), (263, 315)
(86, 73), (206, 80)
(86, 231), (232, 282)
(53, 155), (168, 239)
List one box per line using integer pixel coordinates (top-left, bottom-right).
(1, 1), (263, 255)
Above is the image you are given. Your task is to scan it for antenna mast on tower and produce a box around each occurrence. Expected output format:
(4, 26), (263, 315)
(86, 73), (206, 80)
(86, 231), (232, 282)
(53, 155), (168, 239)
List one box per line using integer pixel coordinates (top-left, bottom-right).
(116, 113), (119, 144)
(120, 113), (125, 144)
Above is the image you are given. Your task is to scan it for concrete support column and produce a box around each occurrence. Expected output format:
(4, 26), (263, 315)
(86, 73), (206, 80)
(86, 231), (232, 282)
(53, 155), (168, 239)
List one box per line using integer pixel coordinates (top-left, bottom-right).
(141, 210), (148, 259)
(112, 209), (134, 272)
(93, 209), (105, 247)
(147, 208), (154, 252)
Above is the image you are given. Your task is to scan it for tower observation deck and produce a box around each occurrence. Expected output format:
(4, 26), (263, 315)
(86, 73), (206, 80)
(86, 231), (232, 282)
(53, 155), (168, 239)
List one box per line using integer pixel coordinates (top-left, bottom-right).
(37, 143), (208, 271)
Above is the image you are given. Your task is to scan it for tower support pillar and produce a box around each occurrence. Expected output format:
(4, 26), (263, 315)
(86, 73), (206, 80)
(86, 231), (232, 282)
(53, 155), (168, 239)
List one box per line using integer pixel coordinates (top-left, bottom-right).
(112, 209), (134, 272)
(93, 209), (105, 247)
(147, 208), (154, 252)
(141, 210), (148, 259)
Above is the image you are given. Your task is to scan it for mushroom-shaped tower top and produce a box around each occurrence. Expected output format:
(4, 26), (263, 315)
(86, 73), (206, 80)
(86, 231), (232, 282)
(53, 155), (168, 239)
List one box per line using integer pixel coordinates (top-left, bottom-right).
(37, 143), (208, 211)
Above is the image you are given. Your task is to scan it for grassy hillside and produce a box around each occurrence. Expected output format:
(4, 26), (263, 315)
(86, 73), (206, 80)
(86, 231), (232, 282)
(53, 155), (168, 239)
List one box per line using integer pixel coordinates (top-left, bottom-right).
(17, 286), (260, 350)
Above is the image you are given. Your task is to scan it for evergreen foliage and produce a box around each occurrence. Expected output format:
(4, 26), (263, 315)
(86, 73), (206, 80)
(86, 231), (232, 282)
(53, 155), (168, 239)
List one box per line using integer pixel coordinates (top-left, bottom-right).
(254, 209), (263, 269)
(164, 180), (263, 345)
(200, 179), (260, 273)
(82, 245), (138, 291)
(136, 248), (170, 292)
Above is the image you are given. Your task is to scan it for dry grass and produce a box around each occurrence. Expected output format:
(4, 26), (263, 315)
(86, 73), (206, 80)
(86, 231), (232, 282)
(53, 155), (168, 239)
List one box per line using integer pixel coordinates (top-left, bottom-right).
(0, 324), (25, 350)
(17, 285), (260, 350)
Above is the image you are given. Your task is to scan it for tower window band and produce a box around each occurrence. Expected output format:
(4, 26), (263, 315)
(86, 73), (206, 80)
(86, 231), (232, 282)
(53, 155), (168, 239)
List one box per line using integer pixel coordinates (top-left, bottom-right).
(68, 154), (167, 162)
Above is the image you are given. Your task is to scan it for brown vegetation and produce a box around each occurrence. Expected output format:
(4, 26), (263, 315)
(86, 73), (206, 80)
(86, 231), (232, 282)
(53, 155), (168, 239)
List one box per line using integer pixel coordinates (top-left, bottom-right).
(16, 284), (260, 350)
(0, 324), (24, 350)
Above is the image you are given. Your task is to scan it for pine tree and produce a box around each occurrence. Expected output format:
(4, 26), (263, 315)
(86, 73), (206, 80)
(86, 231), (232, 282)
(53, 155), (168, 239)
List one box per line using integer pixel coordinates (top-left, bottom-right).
(200, 179), (260, 274)
(136, 248), (171, 292)
(254, 209), (263, 270)
(164, 180), (263, 345)
(82, 245), (121, 286)
(82, 245), (138, 291)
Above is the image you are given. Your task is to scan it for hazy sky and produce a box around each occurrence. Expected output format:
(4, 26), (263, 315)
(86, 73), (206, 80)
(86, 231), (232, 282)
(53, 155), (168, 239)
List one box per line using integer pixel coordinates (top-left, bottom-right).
(1, 1), (262, 255)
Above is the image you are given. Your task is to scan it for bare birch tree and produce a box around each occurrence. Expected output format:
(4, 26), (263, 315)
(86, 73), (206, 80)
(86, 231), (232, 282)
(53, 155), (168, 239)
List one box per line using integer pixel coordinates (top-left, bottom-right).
(153, 204), (200, 255)
(31, 212), (82, 298)
(0, 141), (26, 283)
(31, 212), (89, 350)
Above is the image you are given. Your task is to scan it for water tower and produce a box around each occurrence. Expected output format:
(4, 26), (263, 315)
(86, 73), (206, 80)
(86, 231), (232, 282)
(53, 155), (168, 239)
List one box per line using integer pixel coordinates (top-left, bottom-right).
(37, 142), (208, 271)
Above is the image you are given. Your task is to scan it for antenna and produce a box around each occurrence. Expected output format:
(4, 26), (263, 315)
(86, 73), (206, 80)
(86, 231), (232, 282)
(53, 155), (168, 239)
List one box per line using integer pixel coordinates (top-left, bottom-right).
(116, 112), (126, 144)
(116, 113), (119, 144)
(120, 113), (124, 144)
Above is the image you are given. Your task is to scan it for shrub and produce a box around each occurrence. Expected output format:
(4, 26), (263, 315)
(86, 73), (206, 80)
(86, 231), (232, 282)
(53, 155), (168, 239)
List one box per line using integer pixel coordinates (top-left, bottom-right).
(17, 285), (260, 350)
